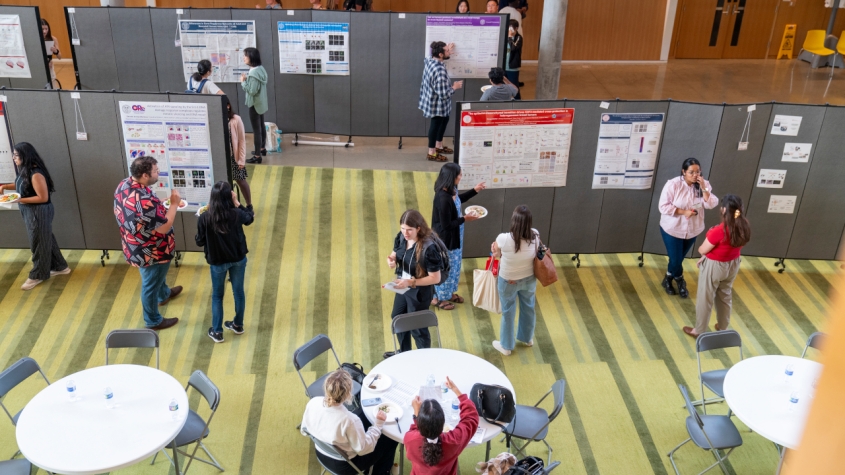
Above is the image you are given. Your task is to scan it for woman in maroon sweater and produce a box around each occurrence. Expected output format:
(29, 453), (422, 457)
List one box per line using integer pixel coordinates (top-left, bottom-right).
(404, 377), (479, 474)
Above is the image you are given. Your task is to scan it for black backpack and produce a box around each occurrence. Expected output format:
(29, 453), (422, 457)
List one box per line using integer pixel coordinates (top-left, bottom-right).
(504, 456), (544, 475)
(185, 78), (207, 94)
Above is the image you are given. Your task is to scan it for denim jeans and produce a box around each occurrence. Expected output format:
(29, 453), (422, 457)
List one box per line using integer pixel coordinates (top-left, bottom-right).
(660, 227), (697, 278)
(210, 257), (247, 333)
(138, 261), (172, 328)
(497, 275), (537, 351)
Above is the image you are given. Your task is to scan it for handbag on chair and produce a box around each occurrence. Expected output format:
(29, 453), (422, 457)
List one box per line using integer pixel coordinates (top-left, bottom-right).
(533, 238), (558, 287)
(470, 383), (516, 428)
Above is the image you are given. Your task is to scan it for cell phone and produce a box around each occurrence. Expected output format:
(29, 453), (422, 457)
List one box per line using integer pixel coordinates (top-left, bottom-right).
(361, 397), (382, 407)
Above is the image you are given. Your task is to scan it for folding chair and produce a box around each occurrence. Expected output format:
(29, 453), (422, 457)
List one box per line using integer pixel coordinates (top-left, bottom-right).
(105, 329), (160, 369)
(668, 385), (742, 475)
(692, 331), (742, 415)
(0, 459), (31, 475)
(544, 462), (561, 474)
(503, 379), (565, 466)
(293, 334), (361, 401)
(151, 370), (223, 475)
(801, 331), (826, 359)
(0, 357), (50, 459)
(302, 427), (372, 475)
(392, 310), (441, 352)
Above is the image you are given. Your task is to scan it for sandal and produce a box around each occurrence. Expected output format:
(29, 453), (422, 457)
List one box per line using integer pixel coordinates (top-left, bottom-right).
(449, 294), (464, 304)
(427, 153), (448, 162)
(431, 298), (439, 306)
(436, 146), (454, 154)
(436, 300), (455, 310)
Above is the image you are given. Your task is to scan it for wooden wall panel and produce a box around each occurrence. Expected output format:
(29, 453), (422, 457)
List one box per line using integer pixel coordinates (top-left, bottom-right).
(562, 0), (615, 60)
(611, 0), (664, 60)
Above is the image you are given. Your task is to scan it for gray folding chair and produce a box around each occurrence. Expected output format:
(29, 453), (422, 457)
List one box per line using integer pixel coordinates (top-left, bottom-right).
(502, 379), (565, 466)
(0, 459), (31, 475)
(544, 462), (561, 474)
(0, 357), (50, 459)
(151, 370), (223, 475)
(105, 329), (160, 369)
(293, 334), (361, 402)
(668, 384), (742, 475)
(391, 310), (441, 352)
(693, 331), (742, 415)
(801, 331), (826, 359)
(301, 427), (372, 475)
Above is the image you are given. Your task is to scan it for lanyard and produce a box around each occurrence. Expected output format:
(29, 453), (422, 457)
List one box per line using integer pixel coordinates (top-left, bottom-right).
(403, 242), (416, 277)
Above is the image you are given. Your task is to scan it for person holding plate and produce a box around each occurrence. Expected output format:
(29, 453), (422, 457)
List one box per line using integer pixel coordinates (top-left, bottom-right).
(0, 143), (70, 290)
(300, 369), (398, 475)
(431, 163), (485, 310)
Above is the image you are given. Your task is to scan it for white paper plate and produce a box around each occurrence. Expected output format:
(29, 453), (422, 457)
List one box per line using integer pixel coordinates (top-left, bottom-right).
(364, 373), (393, 392)
(465, 205), (488, 218)
(481, 85), (492, 92)
(0, 193), (20, 204)
(373, 401), (404, 422)
(163, 199), (188, 210)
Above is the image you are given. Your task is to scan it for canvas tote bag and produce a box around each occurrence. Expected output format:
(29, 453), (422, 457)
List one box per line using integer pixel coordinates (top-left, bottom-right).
(473, 257), (501, 314)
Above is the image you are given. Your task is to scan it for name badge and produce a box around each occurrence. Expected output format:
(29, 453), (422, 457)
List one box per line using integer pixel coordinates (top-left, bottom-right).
(401, 271), (412, 280)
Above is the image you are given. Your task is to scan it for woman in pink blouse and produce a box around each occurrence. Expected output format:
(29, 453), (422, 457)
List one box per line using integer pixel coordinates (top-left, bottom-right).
(657, 158), (718, 298)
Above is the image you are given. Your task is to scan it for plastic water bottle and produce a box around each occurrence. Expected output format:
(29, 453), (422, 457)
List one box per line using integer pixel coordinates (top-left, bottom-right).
(786, 391), (799, 412)
(783, 364), (794, 385)
(104, 387), (115, 409)
(66, 380), (77, 402)
(169, 398), (179, 421)
(450, 399), (460, 424)
(427, 374), (436, 387)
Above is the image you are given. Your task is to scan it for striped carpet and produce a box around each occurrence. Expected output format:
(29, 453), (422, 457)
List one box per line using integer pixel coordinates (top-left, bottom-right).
(0, 165), (837, 475)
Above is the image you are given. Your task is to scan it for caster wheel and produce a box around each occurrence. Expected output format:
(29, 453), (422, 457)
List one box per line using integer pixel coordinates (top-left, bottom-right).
(638, 262), (644, 268)
(576, 263), (581, 268)
(571, 256), (576, 261)
(778, 269), (784, 274)
(774, 262), (779, 267)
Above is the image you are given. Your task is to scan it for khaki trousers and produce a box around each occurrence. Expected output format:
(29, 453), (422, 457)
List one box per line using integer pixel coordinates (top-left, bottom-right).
(694, 257), (741, 334)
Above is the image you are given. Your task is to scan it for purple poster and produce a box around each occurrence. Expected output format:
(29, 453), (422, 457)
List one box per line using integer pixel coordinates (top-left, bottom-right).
(424, 15), (502, 78)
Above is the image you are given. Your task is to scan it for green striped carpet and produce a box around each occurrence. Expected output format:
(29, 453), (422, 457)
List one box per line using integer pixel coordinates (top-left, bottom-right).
(0, 165), (836, 474)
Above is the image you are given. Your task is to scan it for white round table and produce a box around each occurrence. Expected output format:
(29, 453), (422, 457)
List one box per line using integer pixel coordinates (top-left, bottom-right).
(16, 364), (189, 475)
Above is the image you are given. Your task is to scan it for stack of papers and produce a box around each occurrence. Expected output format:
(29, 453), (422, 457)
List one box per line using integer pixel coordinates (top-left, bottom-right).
(383, 380), (416, 406)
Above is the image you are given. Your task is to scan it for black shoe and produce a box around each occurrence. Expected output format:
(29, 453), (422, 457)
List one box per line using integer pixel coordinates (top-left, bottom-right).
(518, 81), (525, 87)
(246, 204), (254, 212)
(224, 320), (244, 335)
(661, 274), (676, 296)
(149, 317), (179, 331)
(383, 351), (397, 359)
(208, 328), (224, 343)
(675, 276), (689, 299)
(246, 156), (262, 164)
(260, 148), (267, 156)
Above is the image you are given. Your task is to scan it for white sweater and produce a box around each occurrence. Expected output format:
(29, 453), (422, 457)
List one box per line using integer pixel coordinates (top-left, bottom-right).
(300, 397), (384, 460)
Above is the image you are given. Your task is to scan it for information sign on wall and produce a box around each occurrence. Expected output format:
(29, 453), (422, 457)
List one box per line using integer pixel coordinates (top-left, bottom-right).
(278, 22), (350, 75)
(179, 20), (256, 83)
(0, 15), (30, 79)
(425, 16), (501, 78)
(592, 113), (664, 190)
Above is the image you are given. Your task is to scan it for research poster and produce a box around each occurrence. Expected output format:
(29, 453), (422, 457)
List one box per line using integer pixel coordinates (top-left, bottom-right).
(458, 108), (574, 189)
(179, 20), (256, 83)
(425, 16), (501, 78)
(278, 22), (350, 75)
(768, 195), (797, 214)
(0, 15), (30, 79)
(592, 113), (664, 190)
(118, 101), (214, 210)
(781, 143), (812, 162)
(757, 169), (786, 189)
(770, 114), (802, 136)
(0, 103), (14, 184)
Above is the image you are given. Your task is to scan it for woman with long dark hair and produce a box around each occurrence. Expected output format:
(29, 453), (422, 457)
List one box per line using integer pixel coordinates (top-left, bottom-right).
(455, 0), (470, 13)
(224, 96), (252, 208)
(383, 210), (444, 358)
(187, 59), (224, 95)
(41, 19), (60, 88)
(684, 194), (751, 338)
(196, 181), (254, 343)
(240, 47), (268, 164)
(405, 376), (478, 474)
(0, 143), (69, 290)
(431, 163), (485, 310)
(657, 157), (718, 298)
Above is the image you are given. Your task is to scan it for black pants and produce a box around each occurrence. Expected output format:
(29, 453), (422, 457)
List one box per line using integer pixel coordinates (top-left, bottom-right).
(248, 106), (266, 156)
(504, 70), (522, 100)
(20, 203), (67, 281)
(314, 411), (399, 475)
(391, 286), (433, 352)
(428, 115), (450, 149)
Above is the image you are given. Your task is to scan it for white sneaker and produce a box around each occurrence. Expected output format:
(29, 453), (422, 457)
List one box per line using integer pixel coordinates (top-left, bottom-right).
(492, 340), (512, 356)
(50, 267), (71, 276)
(519, 339), (534, 347)
(21, 278), (43, 291)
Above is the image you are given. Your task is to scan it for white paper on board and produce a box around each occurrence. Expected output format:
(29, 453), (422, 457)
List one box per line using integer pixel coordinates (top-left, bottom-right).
(287, 10), (294, 15)
(424, 16), (502, 78)
(748, 104), (756, 112)
(0, 15), (32, 79)
(738, 142), (748, 151)
(178, 20), (256, 83)
(770, 114), (802, 136)
(278, 21), (350, 76)
(70, 92), (80, 99)
(461, 103), (471, 110)
(599, 102), (610, 109)
(76, 132), (87, 141)
(768, 195), (796, 214)
(781, 142), (812, 162)
(399, 13), (406, 18)
(0, 95), (7, 102)
(757, 169), (787, 188)
(176, 9), (183, 14)
(67, 8), (75, 13)
(72, 39), (80, 46)
(592, 113), (664, 190)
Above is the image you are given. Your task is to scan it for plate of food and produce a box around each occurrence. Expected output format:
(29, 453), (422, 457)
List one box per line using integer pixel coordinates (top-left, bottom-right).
(372, 401), (404, 422)
(0, 193), (20, 204)
(364, 373), (393, 392)
(196, 204), (209, 216)
(481, 85), (492, 92)
(465, 205), (487, 218)
(163, 199), (188, 210)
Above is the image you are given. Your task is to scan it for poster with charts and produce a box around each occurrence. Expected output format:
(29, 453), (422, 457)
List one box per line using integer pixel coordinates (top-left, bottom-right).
(179, 20), (255, 83)
(278, 22), (349, 75)
(458, 108), (574, 189)
(425, 16), (501, 78)
(0, 15), (30, 78)
(0, 103), (14, 185)
(118, 102), (213, 211)
(592, 113), (664, 190)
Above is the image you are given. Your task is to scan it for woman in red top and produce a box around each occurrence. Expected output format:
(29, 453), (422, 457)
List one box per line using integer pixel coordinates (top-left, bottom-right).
(684, 194), (751, 337)
(404, 376), (479, 475)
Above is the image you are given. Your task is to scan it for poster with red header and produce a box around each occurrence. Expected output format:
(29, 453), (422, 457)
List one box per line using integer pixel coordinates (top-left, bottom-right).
(458, 108), (574, 188)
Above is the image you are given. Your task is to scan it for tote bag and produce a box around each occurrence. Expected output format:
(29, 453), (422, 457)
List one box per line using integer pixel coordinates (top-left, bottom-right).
(533, 237), (558, 287)
(473, 257), (501, 314)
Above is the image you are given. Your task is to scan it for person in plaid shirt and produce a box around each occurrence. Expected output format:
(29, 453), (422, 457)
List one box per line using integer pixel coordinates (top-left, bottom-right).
(114, 156), (183, 331)
(418, 41), (463, 162)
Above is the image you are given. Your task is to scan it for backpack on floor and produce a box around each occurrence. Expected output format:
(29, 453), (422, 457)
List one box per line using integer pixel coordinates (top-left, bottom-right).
(264, 122), (282, 152)
(504, 456), (544, 475)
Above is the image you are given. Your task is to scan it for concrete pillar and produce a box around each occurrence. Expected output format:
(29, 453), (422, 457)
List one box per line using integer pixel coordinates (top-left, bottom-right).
(535, 0), (567, 100)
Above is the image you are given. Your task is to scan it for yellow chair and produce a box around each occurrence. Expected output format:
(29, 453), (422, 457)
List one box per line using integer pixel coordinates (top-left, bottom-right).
(833, 31), (845, 72)
(800, 29), (835, 77)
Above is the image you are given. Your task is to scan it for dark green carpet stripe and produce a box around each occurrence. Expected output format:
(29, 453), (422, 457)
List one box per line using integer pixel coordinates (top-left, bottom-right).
(362, 169), (386, 367)
(0, 250), (29, 315)
(310, 168), (334, 376)
(462, 265), (503, 373)
(745, 257), (817, 336)
(401, 171), (418, 211)
(732, 294), (781, 355)
(793, 260), (838, 302)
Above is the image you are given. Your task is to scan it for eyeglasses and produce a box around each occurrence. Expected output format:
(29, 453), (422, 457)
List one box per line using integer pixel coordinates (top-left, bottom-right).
(685, 171), (701, 176)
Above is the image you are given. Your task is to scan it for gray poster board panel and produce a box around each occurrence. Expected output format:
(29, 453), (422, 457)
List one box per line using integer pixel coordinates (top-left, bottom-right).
(4, 90), (85, 249)
(388, 13), (426, 137)
(642, 102), (724, 256)
(313, 11), (350, 135)
(185, 8), (232, 21)
(787, 106), (845, 260)
(425, 85), (465, 139)
(595, 101), (670, 253)
(501, 187), (555, 242)
(2, 6), (51, 90)
(272, 9), (315, 134)
(463, 79), (491, 102)
(109, 8), (159, 93)
(350, 12), (389, 136)
(462, 188), (506, 258)
(0, 91), (28, 248)
(232, 9), (278, 129)
(151, 9), (184, 94)
(68, 8), (120, 91)
(742, 104), (826, 257)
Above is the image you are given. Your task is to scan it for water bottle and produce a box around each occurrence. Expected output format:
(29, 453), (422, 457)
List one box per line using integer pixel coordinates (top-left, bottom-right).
(104, 387), (115, 409)
(786, 391), (799, 413)
(427, 374), (436, 387)
(450, 399), (460, 424)
(783, 364), (794, 385)
(66, 380), (77, 402)
(169, 398), (179, 421)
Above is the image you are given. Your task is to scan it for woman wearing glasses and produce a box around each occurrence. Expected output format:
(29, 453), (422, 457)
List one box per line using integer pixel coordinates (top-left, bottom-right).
(657, 158), (718, 298)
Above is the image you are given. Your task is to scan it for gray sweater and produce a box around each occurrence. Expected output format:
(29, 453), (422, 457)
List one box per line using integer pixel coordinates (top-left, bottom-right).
(480, 84), (518, 101)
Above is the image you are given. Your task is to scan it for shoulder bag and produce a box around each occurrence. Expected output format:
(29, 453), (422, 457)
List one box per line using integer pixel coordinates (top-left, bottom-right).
(533, 236), (558, 287)
(470, 383), (516, 431)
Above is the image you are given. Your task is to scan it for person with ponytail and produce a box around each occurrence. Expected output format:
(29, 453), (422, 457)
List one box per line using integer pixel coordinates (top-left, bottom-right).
(683, 194), (751, 338)
(405, 376), (478, 475)
(187, 59), (224, 95)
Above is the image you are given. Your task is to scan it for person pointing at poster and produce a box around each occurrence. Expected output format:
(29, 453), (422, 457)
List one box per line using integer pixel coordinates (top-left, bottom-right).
(419, 41), (462, 162)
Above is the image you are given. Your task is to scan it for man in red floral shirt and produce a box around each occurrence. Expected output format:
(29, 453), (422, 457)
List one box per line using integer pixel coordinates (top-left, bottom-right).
(114, 157), (183, 330)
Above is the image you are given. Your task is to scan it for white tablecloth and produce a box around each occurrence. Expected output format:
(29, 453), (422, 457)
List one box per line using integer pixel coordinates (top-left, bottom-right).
(16, 364), (189, 475)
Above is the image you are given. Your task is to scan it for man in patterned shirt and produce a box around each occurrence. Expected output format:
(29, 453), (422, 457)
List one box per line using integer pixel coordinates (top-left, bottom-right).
(418, 41), (463, 162)
(114, 157), (183, 330)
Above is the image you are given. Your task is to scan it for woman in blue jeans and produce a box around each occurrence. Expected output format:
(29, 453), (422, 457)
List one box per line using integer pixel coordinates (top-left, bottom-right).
(196, 181), (255, 343)
(490, 205), (537, 356)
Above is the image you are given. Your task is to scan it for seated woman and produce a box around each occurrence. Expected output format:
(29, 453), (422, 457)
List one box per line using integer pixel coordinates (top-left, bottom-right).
(404, 377), (479, 474)
(300, 370), (398, 475)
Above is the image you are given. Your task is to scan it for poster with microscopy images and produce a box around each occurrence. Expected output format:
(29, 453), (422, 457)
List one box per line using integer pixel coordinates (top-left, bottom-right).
(118, 102), (214, 211)
(592, 113), (664, 190)
(278, 22), (349, 75)
(179, 20), (256, 83)
(757, 169), (786, 189)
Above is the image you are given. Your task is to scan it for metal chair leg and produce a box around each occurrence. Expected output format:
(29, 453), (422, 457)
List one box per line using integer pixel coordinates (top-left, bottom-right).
(667, 437), (691, 475)
(543, 439), (553, 467)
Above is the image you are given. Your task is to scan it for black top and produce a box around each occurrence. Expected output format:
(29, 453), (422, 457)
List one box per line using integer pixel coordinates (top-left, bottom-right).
(195, 205), (255, 265)
(508, 34), (523, 70)
(393, 232), (445, 280)
(16, 169), (50, 205)
(431, 187), (477, 251)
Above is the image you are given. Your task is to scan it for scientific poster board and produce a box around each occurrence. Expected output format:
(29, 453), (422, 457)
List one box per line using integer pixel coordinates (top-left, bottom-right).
(179, 20), (256, 83)
(592, 113), (664, 190)
(278, 22), (350, 75)
(458, 108), (574, 189)
(0, 15), (30, 78)
(118, 101), (213, 211)
(0, 103), (14, 184)
(424, 16), (500, 78)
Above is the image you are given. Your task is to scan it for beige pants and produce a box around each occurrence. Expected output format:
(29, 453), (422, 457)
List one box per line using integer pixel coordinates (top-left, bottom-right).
(694, 257), (741, 334)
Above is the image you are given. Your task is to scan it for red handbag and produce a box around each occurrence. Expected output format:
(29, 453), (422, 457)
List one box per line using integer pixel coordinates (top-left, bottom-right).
(485, 255), (499, 276)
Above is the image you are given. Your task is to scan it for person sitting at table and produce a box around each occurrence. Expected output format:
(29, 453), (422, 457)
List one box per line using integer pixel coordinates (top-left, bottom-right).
(404, 376), (479, 475)
(301, 370), (399, 475)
